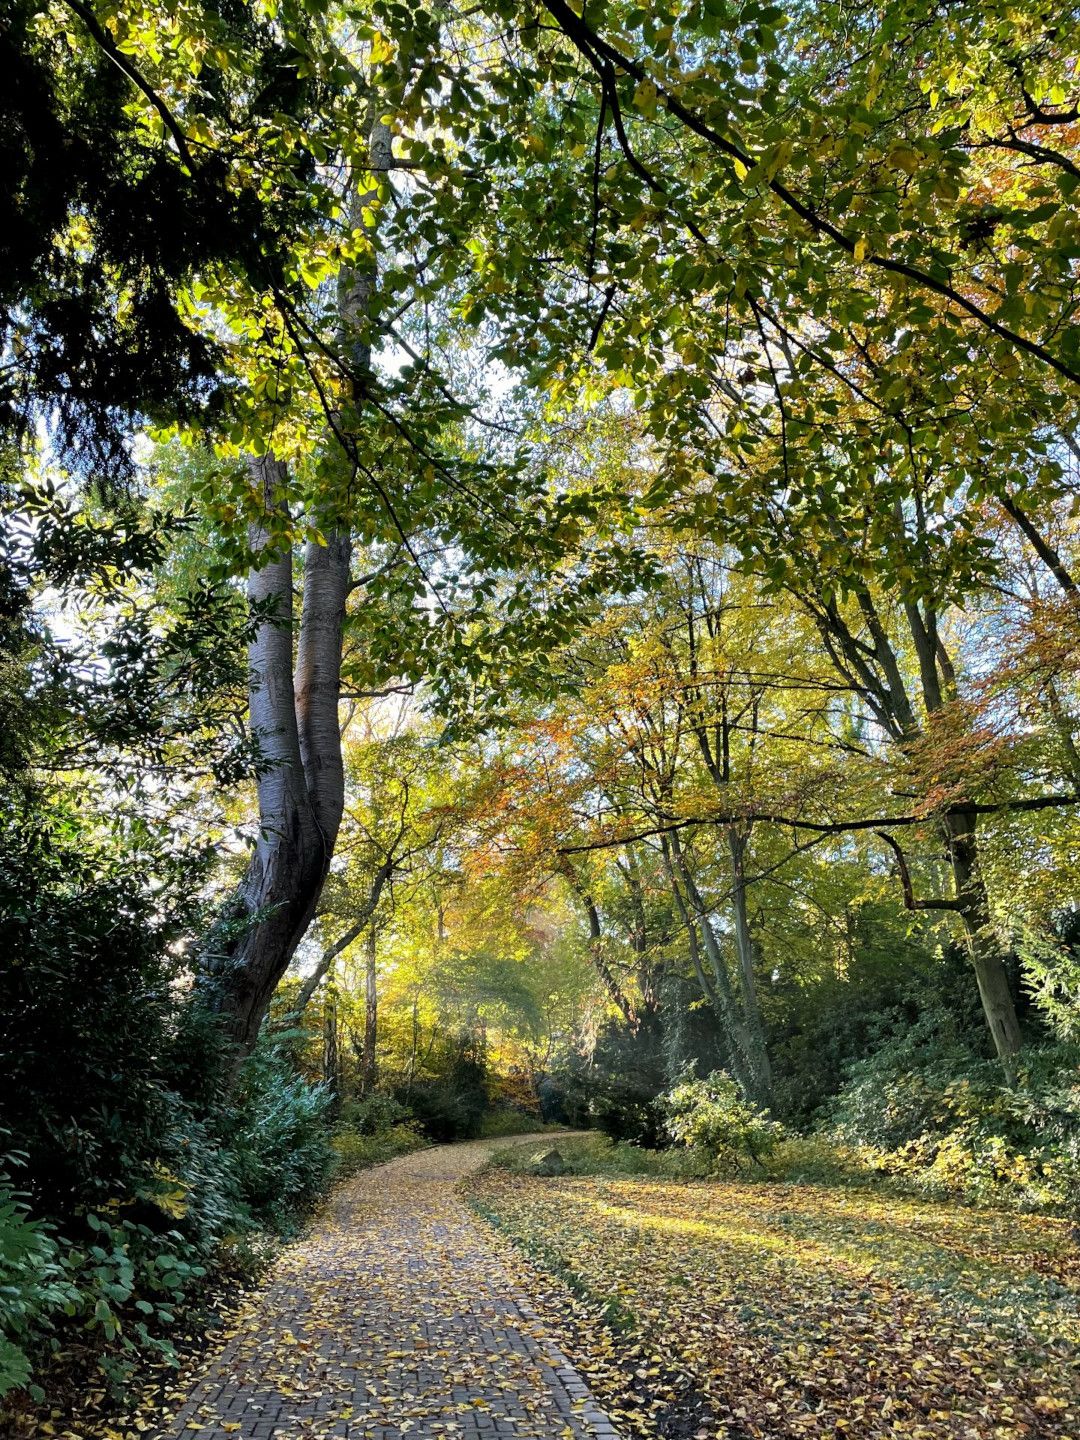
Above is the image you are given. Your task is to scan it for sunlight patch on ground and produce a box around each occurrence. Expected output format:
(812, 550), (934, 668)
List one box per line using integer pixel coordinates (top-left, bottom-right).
(470, 1166), (1080, 1440)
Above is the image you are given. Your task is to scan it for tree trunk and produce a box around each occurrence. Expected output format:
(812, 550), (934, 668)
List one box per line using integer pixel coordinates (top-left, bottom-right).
(809, 585), (1025, 1083)
(199, 457), (344, 1058)
(559, 859), (639, 1030)
(197, 123), (392, 1063)
(726, 826), (774, 1109)
(1044, 678), (1080, 792)
(908, 597), (1024, 1081)
(621, 846), (661, 1014)
(323, 971), (340, 1105)
(290, 854), (398, 1018)
(406, 991), (419, 1097)
(664, 833), (769, 1107)
(362, 925), (378, 1094)
(943, 809), (1022, 1080)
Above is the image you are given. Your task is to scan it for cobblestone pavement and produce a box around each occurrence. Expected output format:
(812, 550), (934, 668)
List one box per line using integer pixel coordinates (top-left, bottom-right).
(155, 1139), (621, 1440)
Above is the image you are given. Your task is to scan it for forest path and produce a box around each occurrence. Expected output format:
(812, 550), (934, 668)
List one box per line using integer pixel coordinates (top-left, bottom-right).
(155, 1137), (621, 1440)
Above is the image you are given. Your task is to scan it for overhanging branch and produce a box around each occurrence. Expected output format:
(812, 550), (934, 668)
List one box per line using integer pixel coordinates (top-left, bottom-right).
(541, 0), (1080, 387)
(558, 793), (1079, 854)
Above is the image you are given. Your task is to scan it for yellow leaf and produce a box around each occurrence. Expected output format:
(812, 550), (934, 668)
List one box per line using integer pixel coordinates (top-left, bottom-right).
(369, 31), (394, 66)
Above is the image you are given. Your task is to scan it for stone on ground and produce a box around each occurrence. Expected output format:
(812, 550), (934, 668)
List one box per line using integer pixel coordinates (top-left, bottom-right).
(530, 1150), (568, 1177)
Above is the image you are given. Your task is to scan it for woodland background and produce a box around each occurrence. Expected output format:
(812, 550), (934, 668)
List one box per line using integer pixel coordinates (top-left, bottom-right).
(1, 0), (1079, 1426)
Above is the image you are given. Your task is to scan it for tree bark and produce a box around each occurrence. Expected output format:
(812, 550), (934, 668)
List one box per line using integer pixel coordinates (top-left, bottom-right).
(943, 809), (1022, 1079)
(804, 581), (1025, 1081)
(664, 832), (769, 1107)
(361, 924), (378, 1094)
(617, 846), (661, 1013)
(558, 858), (639, 1030)
(1044, 677), (1080, 792)
(199, 456), (342, 1056)
(323, 971), (340, 1103)
(999, 494), (1079, 597)
(660, 836), (713, 998)
(197, 122), (392, 1064)
(726, 825), (774, 1109)
(290, 852), (398, 1018)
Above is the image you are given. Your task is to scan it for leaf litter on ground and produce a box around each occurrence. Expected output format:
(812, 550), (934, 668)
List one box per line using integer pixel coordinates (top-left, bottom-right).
(466, 1158), (1080, 1440)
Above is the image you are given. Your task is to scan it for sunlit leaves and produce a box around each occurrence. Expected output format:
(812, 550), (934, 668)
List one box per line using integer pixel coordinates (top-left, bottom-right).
(474, 1155), (1080, 1439)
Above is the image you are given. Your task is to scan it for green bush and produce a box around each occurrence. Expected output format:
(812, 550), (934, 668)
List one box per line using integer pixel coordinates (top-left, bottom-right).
(768, 1135), (874, 1188)
(338, 1093), (415, 1136)
(0, 804), (215, 1221)
(829, 1035), (1080, 1214)
(479, 1108), (549, 1138)
(0, 793), (346, 1403)
(559, 1015), (679, 1149)
(225, 1046), (339, 1233)
(400, 1034), (490, 1142)
(662, 1071), (786, 1173)
(488, 1131), (710, 1179)
(0, 1165), (77, 1399)
(1, 1027), (343, 1406)
(1018, 914), (1080, 1042)
(765, 924), (981, 1126)
(331, 1123), (427, 1177)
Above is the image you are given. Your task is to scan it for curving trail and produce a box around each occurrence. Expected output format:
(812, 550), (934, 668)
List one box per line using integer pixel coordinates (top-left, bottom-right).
(155, 1138), (621, 1440)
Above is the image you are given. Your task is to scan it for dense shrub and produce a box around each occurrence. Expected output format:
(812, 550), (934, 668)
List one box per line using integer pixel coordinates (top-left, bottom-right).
(828, 1030), (1080, 1213)
(489, 1131), (711, 1180)
(0, 802), (351, 1406)
(400, 1034), (490, 1141)
(479, 1109), (550, 1138)
(561, 1017), (671, 1148)
(765, 931), (987, 1126)
(558, 998), (736, 1147)
(0, 1164), (76, 1398)
(332, 1124), (426, 1177)
(405, 1081), (484, 1142)
(338, 1092), (415, 1136)
(224, 1046), (338, 1234)
(1018, 913), (1080, 1043)
(663, 1070), (786, 1173)
(0, 805), (213, 1219)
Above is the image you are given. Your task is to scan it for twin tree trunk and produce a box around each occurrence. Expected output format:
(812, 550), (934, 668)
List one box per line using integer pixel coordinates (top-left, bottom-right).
(199, 468), (351, 1057)
(199, 120), (391, 1063)
(662, 831), (774, 1111)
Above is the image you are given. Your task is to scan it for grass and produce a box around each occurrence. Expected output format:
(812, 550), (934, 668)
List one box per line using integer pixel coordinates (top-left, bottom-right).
(478, 1109), (568, 1139)
(331, 1120), (429, 1176)
(488, 1130), (876, 1185)
(469, 1135), (1080, 1440)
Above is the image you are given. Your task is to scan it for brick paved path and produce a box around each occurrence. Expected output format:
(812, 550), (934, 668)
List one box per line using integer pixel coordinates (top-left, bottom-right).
(155, 1139), (621, 1440)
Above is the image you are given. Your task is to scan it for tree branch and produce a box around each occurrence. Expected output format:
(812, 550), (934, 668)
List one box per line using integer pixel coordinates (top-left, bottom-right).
(541, 0), (1080, 386)
(873, 830), (963, 912)
(558, 793), (1079, 854)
